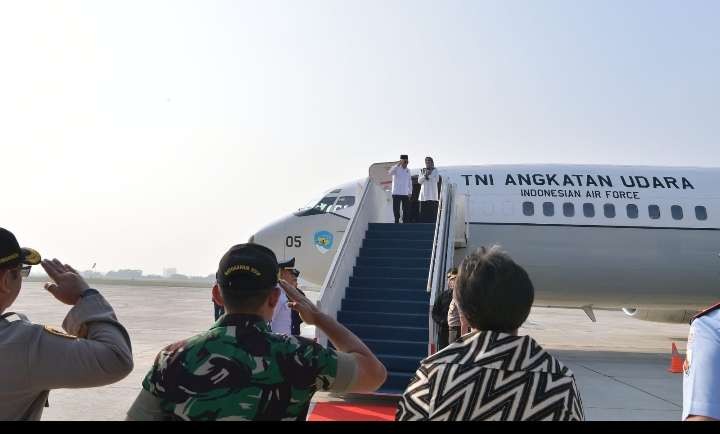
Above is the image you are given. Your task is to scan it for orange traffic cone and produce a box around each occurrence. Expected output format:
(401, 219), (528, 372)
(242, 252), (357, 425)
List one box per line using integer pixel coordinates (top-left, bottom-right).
(668, 342), (684, 374)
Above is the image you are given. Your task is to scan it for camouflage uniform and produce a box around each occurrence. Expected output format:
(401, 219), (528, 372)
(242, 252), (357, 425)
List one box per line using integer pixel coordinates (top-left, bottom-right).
(130, 313), (355, 421)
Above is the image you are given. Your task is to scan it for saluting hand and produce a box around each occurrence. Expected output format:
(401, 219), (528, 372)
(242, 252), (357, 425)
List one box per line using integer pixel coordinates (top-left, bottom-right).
(279, 279), (322, 326)
(41, 259), (90, 305)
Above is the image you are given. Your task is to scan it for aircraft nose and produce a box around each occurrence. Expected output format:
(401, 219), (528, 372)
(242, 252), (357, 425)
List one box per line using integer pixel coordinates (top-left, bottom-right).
(248, 217), (288, 259)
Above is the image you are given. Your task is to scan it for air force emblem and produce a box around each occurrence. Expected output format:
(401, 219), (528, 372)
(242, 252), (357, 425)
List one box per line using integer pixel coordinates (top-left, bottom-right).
(313, 231), (334, 254)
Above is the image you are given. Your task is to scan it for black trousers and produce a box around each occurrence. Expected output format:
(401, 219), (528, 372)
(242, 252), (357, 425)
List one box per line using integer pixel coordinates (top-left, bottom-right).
(420, 200), (439, 224)
(392, 195), (410, 223)
(437, 323), (450, 350)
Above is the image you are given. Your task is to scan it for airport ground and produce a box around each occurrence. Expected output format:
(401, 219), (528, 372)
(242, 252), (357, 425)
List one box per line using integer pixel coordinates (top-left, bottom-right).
(12, 282), (689, 421)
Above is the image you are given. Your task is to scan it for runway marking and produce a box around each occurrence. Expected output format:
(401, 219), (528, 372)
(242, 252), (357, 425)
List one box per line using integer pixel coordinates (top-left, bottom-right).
(576, 363), (681, 408)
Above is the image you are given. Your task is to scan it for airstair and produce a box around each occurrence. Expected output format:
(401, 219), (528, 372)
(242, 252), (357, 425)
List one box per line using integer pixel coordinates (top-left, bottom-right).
(317, 165), (461, 394)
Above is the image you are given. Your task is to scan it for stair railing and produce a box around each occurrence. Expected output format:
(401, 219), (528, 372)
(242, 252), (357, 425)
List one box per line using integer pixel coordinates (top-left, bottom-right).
(316, 177), (388, 346)
(426, 179), (456, 355)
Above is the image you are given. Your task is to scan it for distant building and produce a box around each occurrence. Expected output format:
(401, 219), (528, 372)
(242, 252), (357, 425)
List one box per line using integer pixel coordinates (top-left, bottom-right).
(106, 269), (143, 279)
(81, 270), (104, 279)
(170, 273), (188, 280)
(163, 268), (177, 278)
(190, 275), (214, 282)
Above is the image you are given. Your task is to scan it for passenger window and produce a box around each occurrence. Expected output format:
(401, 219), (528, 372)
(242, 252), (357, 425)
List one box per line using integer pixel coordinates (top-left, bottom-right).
(543, 202), (554, 217)
(649, 205), (661, 220)
(695, 206), (708, 221)
(583, 203), (595, 218)
(627, 204), (639, 219)
(563, 203), (575, 217)
(331, 196), (355, 212)
(671, 205), (683, 220)
(523, 202), (534, 216)
(604, 204), (616, 218)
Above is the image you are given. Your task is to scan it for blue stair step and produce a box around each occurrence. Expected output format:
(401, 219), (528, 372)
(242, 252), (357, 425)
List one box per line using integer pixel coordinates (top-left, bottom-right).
(359, 247), (432, 259)
(334, 220), (435, 397)
(369, 223), (435, 232)
(378, 354), (425, 373)
(363, 238), (431, 249)
(342, 299), (427, 314)
(346, 288), (429, 302)
(349, 276), (427, 290)
(352, 266), (429, 279)
(356, 256), (430, 269)
(338, 311), (428, 328)
(345, 324), (428, 342)
(366, 231), (435, 240)
(363, 338), (427, 357)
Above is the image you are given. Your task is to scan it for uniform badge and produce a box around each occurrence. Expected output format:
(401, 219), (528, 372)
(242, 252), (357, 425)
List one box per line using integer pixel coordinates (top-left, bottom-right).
(43, 325), (77, 339)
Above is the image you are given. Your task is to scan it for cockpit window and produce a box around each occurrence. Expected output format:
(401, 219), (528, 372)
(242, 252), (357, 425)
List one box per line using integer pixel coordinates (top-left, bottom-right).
(330, 196), (355, 212)
(294, 188), (356, 217)
(294, 195), (338, 216)
(312, 196), (337, 213)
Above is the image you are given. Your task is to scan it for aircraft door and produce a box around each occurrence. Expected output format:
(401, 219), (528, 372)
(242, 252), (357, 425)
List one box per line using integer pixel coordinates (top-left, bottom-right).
(369, 162), (396, 191)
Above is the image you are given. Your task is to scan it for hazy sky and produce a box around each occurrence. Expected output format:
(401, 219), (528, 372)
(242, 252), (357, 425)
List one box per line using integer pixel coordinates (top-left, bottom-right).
(1, 0), (719, 275)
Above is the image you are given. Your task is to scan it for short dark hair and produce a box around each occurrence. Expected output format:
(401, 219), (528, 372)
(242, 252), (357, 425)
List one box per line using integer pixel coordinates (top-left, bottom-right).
(220, 287), (273, 312)
(455, 246), (534, 332)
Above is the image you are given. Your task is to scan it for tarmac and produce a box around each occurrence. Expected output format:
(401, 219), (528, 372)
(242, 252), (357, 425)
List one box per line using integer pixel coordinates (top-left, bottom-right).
(11, 282), (689, 421)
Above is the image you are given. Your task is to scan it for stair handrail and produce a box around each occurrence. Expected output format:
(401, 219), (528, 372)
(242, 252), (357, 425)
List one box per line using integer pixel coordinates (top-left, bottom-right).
(426, 178), (448, 294)
(316, 177), (375, 346)
(426, 180), (456, 355)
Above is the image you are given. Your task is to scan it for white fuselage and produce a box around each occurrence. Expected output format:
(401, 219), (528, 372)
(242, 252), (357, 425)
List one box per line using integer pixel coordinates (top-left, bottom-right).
(251, 164), (720, 310)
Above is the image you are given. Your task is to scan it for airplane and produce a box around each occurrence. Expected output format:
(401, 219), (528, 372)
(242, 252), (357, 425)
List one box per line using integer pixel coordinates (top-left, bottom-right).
(249, 179), (368, 287)
(250, 163), (720, 324)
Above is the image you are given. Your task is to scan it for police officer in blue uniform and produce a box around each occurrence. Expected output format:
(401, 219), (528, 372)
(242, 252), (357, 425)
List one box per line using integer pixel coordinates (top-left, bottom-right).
(683, 302), (720, 421)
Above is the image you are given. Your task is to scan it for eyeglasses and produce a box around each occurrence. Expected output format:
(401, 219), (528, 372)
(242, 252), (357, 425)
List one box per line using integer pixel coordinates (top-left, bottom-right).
(291, 269), (300, 278)
(20, 266), (31, 278)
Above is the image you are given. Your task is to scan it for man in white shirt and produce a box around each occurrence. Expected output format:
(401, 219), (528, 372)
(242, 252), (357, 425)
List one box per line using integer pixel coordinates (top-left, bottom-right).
(389, 154), (412, 224)
(418, 156), (440, 224)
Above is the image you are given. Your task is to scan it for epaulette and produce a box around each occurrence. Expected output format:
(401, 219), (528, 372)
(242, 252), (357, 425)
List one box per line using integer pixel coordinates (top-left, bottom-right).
(691, 302), (720, 323)
(43, 325), (77, 339)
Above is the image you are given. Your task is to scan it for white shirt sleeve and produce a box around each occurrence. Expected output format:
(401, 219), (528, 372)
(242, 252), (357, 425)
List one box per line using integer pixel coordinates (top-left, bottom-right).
(683, 313), (720, 420)
(271, 291), (292, 335)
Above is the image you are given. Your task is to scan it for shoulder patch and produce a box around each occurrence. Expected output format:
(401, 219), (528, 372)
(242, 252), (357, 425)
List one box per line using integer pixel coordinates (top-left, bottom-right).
(43, 325), (77, 339)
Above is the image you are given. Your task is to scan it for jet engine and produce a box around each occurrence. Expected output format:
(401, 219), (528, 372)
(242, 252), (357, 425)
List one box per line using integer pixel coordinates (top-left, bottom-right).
(621, 308), (697, 324)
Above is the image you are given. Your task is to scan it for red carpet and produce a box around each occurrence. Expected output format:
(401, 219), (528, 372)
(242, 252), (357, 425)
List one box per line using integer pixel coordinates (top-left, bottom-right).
(308, 402), (397, 421)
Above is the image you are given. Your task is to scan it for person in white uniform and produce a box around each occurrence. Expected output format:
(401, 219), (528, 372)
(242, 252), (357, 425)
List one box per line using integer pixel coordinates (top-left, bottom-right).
(418, 156), (440, 224)
(389, 154), (412, 224)
(270, 258), (297, 335)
